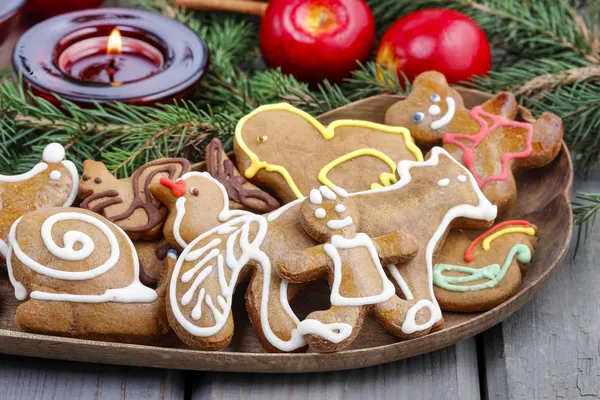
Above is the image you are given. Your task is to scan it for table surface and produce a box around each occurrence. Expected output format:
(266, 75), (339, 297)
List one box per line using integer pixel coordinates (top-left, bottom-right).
(1, 3), (599, 399)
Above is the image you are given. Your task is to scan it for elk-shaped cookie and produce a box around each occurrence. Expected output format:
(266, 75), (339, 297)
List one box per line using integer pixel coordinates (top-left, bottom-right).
(6, 207), (171, 343)
(385, 71), (563, 215)
(278, 186), (419, 351)
(206, 138), (279, 214)
(0, 143), (78, 257)
(433, 220), (537, 312)
(234, 102), (423, 203)
(78, 158), (190, 240)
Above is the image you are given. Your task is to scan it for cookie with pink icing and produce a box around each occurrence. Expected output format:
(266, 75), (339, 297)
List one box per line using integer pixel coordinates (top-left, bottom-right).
(0, 143), (78, 260)
(6, 207), (171, 343)
(385, 71), (563, 215)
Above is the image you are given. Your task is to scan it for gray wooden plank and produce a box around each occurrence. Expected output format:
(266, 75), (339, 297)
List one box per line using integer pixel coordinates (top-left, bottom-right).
(192, 338), (481, 400)
(480, 171), (600, 399)
(0, 354), (185, 400)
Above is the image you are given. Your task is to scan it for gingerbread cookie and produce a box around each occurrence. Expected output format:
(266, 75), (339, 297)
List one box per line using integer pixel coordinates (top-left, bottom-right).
(134, 240), (171, 287)
(433, 220), (537, 312)
(234, 102), (423, 203)
(206, 138), (279, 214)
(278, 187), (419, 351)
(6, 207), (171, 343)
(385, 71), (563, 214)
(78, 158), (190, 240)
(0, 143), (78, 258)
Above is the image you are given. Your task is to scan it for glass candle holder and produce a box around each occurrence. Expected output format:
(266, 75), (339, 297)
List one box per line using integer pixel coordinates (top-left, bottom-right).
(13, 8), (209, 106)
(0, 0), (25, 46)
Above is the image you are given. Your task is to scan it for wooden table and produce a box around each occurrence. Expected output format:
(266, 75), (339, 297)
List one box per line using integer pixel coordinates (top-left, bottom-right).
(1, 5), (599, 400)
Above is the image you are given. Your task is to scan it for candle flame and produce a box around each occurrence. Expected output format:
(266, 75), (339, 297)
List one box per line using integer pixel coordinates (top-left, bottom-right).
(107, 28), (122, 55)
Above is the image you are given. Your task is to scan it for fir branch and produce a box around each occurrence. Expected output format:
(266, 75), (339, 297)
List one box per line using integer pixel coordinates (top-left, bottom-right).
(572, 192), (600, 253)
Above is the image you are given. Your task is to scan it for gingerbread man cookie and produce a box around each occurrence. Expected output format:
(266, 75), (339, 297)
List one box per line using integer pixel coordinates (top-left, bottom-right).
(78, 158), (190, 240)
(385, 71), (563, 214)
(6, 207), (171, 343)
(278, 187), (419, 352)
(0, 143), (78, 258)
(433, 220), (537, 312)
(206, 138), (279, 214)
(234, 102), (423, 203)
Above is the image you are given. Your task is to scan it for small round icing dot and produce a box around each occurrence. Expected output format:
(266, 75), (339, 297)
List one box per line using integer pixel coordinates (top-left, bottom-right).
(437, 178), (450, 187)
(42, 143), (65, 164)
(430, 93), (441, 102)
(428, 105), (441, 116)
(49, 170), (61, 180)
(413, 112), (425, 122)
(257, 135), (268, 143)
(457, 175), (467, 182)
(314, 208), (326, 219)
(335, 204), (346, 213)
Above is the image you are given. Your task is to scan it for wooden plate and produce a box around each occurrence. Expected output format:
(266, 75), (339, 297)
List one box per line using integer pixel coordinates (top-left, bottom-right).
(0, 91), (573, 373)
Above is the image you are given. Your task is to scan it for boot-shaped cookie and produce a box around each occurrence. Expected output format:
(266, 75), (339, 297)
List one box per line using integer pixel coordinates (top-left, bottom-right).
(78, 158), (190, 240)
(234, 102), (424, 203)
(385, 71), (563, 215)
(433, 220), (537, 312)
(278, 186), (419, 352)
(7, 207), (171, 344)
(0, 143), (78, 257)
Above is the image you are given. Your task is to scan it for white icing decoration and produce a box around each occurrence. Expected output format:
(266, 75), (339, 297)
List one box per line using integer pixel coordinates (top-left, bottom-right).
(266, 198), (304, 222)
(351, 147), (497, 334)
(314, 208), (326, 219)
(430, 97), (456, 130)
(457, 175), (467, 182)
(309, 189), (322, 205)
(326, 233), (396, 306)
(327, 216), (353, 230)
(437, 178), (450, 187)
(428, 105), (441, 116)
(387, 264), (414, 300)
(335, 204), (346, 213)
(402, 299), (438, 334)
(7, 212), (157, 303)
(167, 251), (178, 260)
(0, 163), (48, 183)
(172, 172), (250, 248)
(49, 170), (61, 180)
(319, 186), (337, 200)
(297, 319), (353, 343)
(42, 143), (65, 164)
(331, 186), (348, 198)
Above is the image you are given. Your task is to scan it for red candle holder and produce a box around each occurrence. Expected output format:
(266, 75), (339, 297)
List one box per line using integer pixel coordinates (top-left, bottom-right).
(13, 8), (209, 106)
(0, 0), (25, 45)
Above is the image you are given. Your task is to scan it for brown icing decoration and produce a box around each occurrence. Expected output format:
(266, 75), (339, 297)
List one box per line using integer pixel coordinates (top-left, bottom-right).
(206, 138), (279, 213)
(155, 243), (171, 261)
(79, 158), (191, 239)
(138, 261), (159, 288)
(82, 174), (90, 181)
(191, 187), (200, 196)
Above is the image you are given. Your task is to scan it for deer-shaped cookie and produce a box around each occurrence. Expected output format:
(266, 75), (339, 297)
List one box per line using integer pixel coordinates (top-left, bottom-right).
(6, 207), (171, 343)
(0, 143), (78, 258)
(234, 102), (424, 203)
(78, 158), (190, 240)
(278, 186), (419, 351)
(433, 220), (537, 312)
(385, 71), (563, 214)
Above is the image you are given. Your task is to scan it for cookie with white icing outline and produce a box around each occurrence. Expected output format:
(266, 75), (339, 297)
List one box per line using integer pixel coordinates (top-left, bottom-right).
(7, 207), (171, 343)
(385, 71), (563, 215)
(234, 102), (423, 203)
(278, 186), (419, 352)
(0, 143), (78, 259)
(433, 220), (537, 312)
(78, 158), (190, 240)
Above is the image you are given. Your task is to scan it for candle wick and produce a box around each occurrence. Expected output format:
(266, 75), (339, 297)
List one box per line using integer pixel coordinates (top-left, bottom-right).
(109, 58), (117, 69)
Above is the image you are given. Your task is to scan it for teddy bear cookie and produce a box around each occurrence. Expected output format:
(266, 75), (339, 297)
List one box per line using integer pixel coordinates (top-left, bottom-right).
(6, 207), (171, 343)
(433, 220), (537, 312)
(234, 102), (423, 203)
(206, 138), (279, 214)
(78, 158), (190, 240)
(385, 71), (563, 215)
(0, 143), (78, 258)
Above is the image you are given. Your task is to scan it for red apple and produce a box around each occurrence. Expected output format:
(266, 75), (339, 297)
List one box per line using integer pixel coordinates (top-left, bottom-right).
(376, 9), (491, 84)
(24, 0), (103, 21)
(260, 0), (375, 83)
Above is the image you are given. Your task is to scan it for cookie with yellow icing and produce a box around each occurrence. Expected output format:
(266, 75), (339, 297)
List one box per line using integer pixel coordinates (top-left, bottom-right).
(433, 221), (537, 312)
(234, 102), (423, 203)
